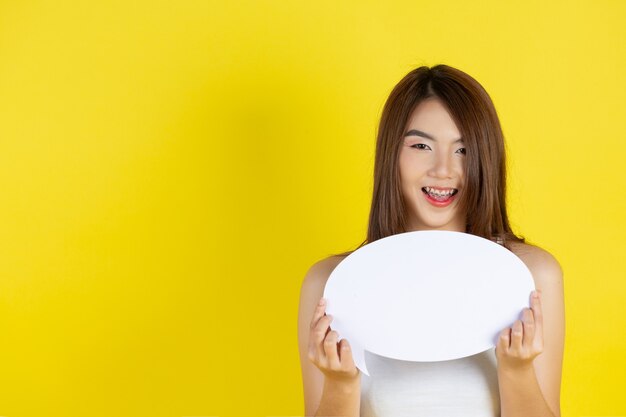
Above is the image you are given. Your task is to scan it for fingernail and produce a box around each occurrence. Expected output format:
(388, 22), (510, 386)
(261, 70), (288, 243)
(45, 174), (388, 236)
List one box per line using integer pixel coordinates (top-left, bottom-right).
(319, 298), (325, 305)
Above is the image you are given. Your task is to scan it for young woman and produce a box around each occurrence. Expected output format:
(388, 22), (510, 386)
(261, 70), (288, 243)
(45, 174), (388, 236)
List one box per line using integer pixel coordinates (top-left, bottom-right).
(297, 64), (565, 417)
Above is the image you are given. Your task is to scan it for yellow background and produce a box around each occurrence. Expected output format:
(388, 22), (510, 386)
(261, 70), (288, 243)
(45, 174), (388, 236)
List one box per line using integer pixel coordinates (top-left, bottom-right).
(0, 1), (624, 416)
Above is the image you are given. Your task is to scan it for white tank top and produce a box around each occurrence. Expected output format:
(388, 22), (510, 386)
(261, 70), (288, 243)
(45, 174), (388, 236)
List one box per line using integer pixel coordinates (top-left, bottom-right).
(359, 347), (500, 416)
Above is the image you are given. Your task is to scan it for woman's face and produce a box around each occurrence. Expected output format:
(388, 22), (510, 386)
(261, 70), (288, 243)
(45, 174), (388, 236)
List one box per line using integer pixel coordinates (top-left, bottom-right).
(399, 98), (467, 232)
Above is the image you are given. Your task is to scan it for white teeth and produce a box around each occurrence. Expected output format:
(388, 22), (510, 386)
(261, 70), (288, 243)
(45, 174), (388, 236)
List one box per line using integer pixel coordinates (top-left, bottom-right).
(425, 186), (456, 196)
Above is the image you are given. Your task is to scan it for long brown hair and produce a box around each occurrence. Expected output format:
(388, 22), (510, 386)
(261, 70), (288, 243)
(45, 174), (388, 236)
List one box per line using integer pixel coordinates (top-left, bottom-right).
(331, 64), (526, 258)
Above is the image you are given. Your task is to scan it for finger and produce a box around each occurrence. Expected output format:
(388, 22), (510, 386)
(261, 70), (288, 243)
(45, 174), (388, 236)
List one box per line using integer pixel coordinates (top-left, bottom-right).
(511, 320), (524, 352)
(324, 330), (341, 369)
(338, 339), (358, 376)
(314, 314), (333, 337)
(309, 297), (328, 330)
(530, 290), (543, 338)
(338, 338), (353, 365)
(521, 308), (535, 348)
(497, 327), (511, 355)
(311, 314), (333, 362)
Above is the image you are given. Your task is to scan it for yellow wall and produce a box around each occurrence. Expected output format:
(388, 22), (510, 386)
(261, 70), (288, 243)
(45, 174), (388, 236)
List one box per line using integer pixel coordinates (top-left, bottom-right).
(0, 1), (624, 416)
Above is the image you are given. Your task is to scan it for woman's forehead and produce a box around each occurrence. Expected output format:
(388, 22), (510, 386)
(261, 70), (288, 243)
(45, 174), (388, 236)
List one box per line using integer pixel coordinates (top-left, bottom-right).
(405, 99), (462, 140)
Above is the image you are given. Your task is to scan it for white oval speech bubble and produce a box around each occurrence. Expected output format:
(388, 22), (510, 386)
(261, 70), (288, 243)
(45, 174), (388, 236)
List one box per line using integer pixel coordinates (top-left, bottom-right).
(322, 230), (535, 376)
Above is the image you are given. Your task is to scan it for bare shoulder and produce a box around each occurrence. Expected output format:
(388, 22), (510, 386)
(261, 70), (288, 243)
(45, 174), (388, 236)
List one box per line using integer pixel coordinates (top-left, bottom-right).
(300, 254), (349, 293)
(298, 254), (350, 326)
(507, 241), (564, 289)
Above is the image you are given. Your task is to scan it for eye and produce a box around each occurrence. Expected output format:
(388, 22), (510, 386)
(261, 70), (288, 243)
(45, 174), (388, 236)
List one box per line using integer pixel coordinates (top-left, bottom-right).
(411, 143), (431, 150)
(456, 148), (466, 155)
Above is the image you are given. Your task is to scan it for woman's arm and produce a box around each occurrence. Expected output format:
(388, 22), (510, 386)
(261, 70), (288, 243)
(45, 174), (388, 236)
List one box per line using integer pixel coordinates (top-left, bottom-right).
(314, 376), (361, 417)
(496, 248), (565, 417)
(298, 257), (361, 416)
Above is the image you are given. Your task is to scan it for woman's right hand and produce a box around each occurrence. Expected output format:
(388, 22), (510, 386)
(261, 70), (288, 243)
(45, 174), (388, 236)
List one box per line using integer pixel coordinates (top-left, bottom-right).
(307, 297), (360, 382)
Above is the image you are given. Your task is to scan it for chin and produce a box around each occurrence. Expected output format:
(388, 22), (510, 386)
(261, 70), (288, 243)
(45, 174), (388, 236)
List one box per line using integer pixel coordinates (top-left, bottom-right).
(411, 216), (463, 232)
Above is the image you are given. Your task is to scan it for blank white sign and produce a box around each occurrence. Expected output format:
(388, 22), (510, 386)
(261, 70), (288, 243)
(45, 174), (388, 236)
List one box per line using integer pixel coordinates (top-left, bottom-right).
(322, 230), (535, 376)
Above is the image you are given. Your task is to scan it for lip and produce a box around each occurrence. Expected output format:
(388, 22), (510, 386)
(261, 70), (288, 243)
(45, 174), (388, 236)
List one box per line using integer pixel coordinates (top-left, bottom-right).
(422, 188), (457, 207)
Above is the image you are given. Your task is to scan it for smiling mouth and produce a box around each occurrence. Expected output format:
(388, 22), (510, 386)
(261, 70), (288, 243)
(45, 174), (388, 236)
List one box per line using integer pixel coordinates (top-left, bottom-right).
(421, 187), (458, 200)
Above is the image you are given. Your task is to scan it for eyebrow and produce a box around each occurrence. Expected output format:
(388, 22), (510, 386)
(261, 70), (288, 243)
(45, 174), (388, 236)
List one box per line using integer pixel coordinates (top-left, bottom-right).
(404, 129), (464, 143)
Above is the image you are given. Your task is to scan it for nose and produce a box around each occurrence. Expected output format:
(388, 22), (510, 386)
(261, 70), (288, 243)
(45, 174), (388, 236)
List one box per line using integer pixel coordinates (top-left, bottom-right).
(428, 152), (453, 179)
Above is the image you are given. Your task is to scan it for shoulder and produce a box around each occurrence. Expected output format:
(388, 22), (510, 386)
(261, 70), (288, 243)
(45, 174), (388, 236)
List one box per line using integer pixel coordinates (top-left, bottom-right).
(298, 255), (349, 315)
(301, 255), (349, 291)
(507, 241), (564, 289)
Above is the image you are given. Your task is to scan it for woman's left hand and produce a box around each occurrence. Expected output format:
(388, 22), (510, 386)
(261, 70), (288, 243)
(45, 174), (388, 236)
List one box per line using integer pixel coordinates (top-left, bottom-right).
(495, 290), (544, 371)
